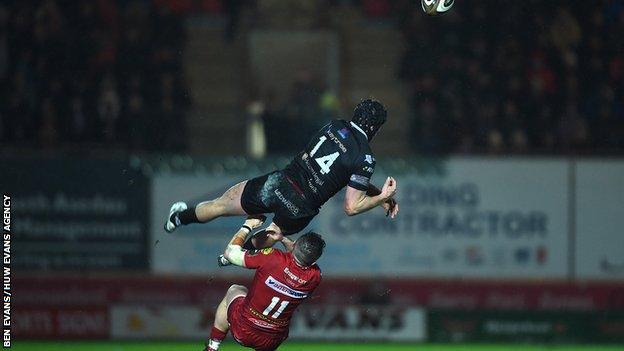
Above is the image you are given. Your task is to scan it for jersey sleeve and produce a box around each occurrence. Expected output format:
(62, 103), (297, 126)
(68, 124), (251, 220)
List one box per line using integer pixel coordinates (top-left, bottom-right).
(244, 247), (281, 269)
(347, 153), (376, 191)
(305, 269), (323, 297)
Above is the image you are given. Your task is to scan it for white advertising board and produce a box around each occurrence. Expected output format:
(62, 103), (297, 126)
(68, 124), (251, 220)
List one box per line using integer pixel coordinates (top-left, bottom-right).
(111, 305), (206, 339)
(151, 173), (258, 276)
(289, 306), (426, 341)
(316, 158), (569, 278)
(110, 304), (425, 341)
(151, 158), (569, 278)
(575, 160), (624, 279)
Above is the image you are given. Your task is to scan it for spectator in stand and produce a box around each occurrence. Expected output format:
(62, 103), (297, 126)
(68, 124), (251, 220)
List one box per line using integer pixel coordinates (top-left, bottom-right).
(398, 0), (624, 155)
(223, 0), (243, 42)
(38, 97), (59, 147)
(96, 72), (121, 142)
(1, 0), (189, 152)
(123, 74), (147, 151)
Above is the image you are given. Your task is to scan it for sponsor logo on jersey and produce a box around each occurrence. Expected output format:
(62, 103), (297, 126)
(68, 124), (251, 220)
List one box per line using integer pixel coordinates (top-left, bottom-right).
(261, 248), (274, 255)
(362, 166), (374, 174)
(327, 131), (347, 153)
(274, 189), (300, 215)
(350, 174), (370, 187)
(265, 276), (308, 299)
(307, 179), (318, 193)
(248, 317), (278, 330)
(338, 128), (350, 139)
(302, 154), (324, 186)
(365, 154), (375, 164)
(284, 267), (307, 284)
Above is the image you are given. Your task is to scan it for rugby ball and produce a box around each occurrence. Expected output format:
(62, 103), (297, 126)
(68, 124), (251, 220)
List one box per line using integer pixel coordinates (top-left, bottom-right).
(421, 0), (454, 15)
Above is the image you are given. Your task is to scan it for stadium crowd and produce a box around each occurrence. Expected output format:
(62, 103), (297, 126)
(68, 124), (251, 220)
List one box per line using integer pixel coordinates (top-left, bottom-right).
(2, 0), (623, 156)
(396, 0), (624, 154)
(252, 0), (624, 155)
(0, 0), (189, 152)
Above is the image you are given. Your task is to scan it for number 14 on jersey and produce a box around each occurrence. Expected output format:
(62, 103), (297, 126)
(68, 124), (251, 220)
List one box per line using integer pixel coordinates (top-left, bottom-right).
(310, 136), (339, 174)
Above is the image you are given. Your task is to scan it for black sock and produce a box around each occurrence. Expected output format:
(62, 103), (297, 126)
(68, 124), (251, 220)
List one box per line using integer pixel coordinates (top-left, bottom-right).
(176, 207), (200, 225)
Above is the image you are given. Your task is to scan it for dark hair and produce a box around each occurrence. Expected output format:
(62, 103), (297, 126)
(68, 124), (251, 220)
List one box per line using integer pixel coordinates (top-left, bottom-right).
(351, 99), (387, 140)
(293, 231), (325, 266)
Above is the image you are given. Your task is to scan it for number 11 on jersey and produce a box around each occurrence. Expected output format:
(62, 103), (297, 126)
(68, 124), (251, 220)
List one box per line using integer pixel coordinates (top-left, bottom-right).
(310, 136), (339, 174)
(263, 296), (289, 318)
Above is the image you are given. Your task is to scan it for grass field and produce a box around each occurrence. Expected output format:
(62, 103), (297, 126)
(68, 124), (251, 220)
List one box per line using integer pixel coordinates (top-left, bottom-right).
(15, 341), (624, 351)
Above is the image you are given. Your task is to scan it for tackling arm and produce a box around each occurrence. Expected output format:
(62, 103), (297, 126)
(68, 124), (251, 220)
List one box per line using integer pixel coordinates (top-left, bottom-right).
(223, 216), (266, 267)
(223, 228), (248, 267)
(280, 236), (295, 252)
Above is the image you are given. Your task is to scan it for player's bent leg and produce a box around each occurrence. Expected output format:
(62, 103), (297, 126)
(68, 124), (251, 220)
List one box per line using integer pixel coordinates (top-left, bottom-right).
(206, 285), (248, 351)
(225, 284), (248, 304)
(196, 181), (248, 221)
(165, 180), (248, 233)
(206, 297), (228, 351)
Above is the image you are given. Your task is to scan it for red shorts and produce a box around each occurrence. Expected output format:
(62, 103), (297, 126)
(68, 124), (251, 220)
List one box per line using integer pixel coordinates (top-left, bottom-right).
(227, 296), (287, 351)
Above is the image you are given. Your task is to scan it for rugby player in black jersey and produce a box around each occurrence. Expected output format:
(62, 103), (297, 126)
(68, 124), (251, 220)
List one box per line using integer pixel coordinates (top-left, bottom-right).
(164, 99), (398, 256)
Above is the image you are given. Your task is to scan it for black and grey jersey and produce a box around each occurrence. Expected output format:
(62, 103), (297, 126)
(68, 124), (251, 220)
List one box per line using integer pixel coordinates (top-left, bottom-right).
(282, 119), (376, 209)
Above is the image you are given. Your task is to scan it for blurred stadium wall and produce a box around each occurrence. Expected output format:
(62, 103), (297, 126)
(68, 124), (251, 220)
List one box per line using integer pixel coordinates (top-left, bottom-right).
(8, 156), (624, 342)
(3, 0), (624, 345)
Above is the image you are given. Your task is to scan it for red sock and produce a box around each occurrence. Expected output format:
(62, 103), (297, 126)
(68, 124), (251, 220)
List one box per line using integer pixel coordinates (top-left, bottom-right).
(206, 326), (227, 351)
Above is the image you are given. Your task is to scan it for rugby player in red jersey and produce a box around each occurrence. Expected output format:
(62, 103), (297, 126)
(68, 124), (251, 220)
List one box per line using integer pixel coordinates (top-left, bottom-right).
(205, 216), (324, 351)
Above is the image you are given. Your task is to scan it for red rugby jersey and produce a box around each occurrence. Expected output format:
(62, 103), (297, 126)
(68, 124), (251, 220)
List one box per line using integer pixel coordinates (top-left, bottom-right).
(240, 247), (322, 335)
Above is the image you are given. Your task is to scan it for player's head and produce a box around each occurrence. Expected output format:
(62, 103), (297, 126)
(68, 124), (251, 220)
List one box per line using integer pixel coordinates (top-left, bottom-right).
(351, 99), (387, 141)
(293, 231), (325, 266)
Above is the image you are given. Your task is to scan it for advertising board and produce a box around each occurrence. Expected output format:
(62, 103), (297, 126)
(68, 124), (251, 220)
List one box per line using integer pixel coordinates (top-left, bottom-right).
(575, 160), (624, 280)
(2, 157), (149, 270)
(151, 159), (569, 278)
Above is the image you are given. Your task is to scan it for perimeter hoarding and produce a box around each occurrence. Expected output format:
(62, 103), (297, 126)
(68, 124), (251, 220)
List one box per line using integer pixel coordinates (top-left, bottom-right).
(151, 158), (569, 278)
(15, 276), (624, 340)
(14, 308), (109, 339)
(317, 158), (569, 278)
(152, 173), (258, 275)
(110, 304), (426, 341)
(575, 160), (624, 280)
(2, 157), (149, 270)
(428, 310), (624, 343)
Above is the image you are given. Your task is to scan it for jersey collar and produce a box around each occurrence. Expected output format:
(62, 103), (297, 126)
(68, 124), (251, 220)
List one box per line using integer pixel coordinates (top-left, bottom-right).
(293, 255), (312, 269)
(350, 121), (368, 139)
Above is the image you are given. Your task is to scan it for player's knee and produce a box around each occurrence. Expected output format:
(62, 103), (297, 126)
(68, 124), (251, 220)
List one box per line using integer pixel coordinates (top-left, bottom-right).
(228, 284), (248, 295)
(210, 196), (228, 211)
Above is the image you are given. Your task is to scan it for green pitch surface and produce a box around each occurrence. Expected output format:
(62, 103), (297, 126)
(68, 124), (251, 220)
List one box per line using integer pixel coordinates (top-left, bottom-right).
(15, 341), (624, 351)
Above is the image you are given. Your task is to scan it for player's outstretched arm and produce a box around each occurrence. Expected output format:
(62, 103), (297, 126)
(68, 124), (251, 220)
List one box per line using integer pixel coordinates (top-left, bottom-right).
(367, 183), (399, 218)
(223, 216), (265, 267)
(344, 176), (398, 218)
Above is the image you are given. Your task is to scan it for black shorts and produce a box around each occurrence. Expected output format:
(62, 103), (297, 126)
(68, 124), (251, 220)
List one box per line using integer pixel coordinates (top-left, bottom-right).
(241, 171), (318, 235)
